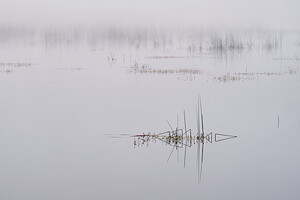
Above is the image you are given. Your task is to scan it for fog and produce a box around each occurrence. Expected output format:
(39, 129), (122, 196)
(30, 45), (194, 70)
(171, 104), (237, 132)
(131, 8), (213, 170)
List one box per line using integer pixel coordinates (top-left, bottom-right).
(1, 0), (300, 29)
(1, 0), (300, 200)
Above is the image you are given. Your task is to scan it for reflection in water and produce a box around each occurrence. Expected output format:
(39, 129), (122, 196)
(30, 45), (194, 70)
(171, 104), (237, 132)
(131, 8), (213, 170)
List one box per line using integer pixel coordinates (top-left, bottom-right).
(132, 97), (237, 182)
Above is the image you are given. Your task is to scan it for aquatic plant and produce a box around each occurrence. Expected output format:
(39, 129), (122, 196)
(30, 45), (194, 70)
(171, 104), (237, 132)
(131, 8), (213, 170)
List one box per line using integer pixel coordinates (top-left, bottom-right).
(131, 97), (237, 182)
(0, 62), (32, 74)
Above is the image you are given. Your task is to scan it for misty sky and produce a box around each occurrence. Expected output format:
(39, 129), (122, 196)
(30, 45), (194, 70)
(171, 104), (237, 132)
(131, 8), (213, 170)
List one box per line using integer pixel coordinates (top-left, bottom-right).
(0, 0), (299, 29)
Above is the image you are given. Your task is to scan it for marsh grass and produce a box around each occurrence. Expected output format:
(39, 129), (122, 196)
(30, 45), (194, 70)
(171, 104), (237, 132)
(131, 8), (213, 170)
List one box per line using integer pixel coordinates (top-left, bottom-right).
(0, 62), (31, 67)
(213, 68), (298, 83)
(0, 25), (292, 55)
(129, 61), (298, 82)
(0, 62), (32, 73)
(130, 63), (204, 76)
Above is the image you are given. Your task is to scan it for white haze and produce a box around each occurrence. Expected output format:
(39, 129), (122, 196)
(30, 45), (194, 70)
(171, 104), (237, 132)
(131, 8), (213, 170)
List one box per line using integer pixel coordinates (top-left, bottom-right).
(0, 0), (299, 30)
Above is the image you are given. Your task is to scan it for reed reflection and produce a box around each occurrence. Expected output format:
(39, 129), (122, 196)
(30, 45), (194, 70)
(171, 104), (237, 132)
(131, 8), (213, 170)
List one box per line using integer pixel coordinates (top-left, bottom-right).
(133, 97), (237, 182)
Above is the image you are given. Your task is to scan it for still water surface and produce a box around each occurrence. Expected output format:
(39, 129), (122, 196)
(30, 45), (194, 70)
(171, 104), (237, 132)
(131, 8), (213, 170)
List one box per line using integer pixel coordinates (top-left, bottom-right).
(0, 31), (299, 199)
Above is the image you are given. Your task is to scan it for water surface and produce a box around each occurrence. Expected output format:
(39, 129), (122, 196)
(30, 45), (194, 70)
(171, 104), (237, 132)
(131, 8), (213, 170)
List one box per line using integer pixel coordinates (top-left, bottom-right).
(0, 29), (299, 200)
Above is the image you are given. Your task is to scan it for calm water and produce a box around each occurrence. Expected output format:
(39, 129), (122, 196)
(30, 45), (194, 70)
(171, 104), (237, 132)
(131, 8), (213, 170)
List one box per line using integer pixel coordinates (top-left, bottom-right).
(0, 30), (300, 200)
